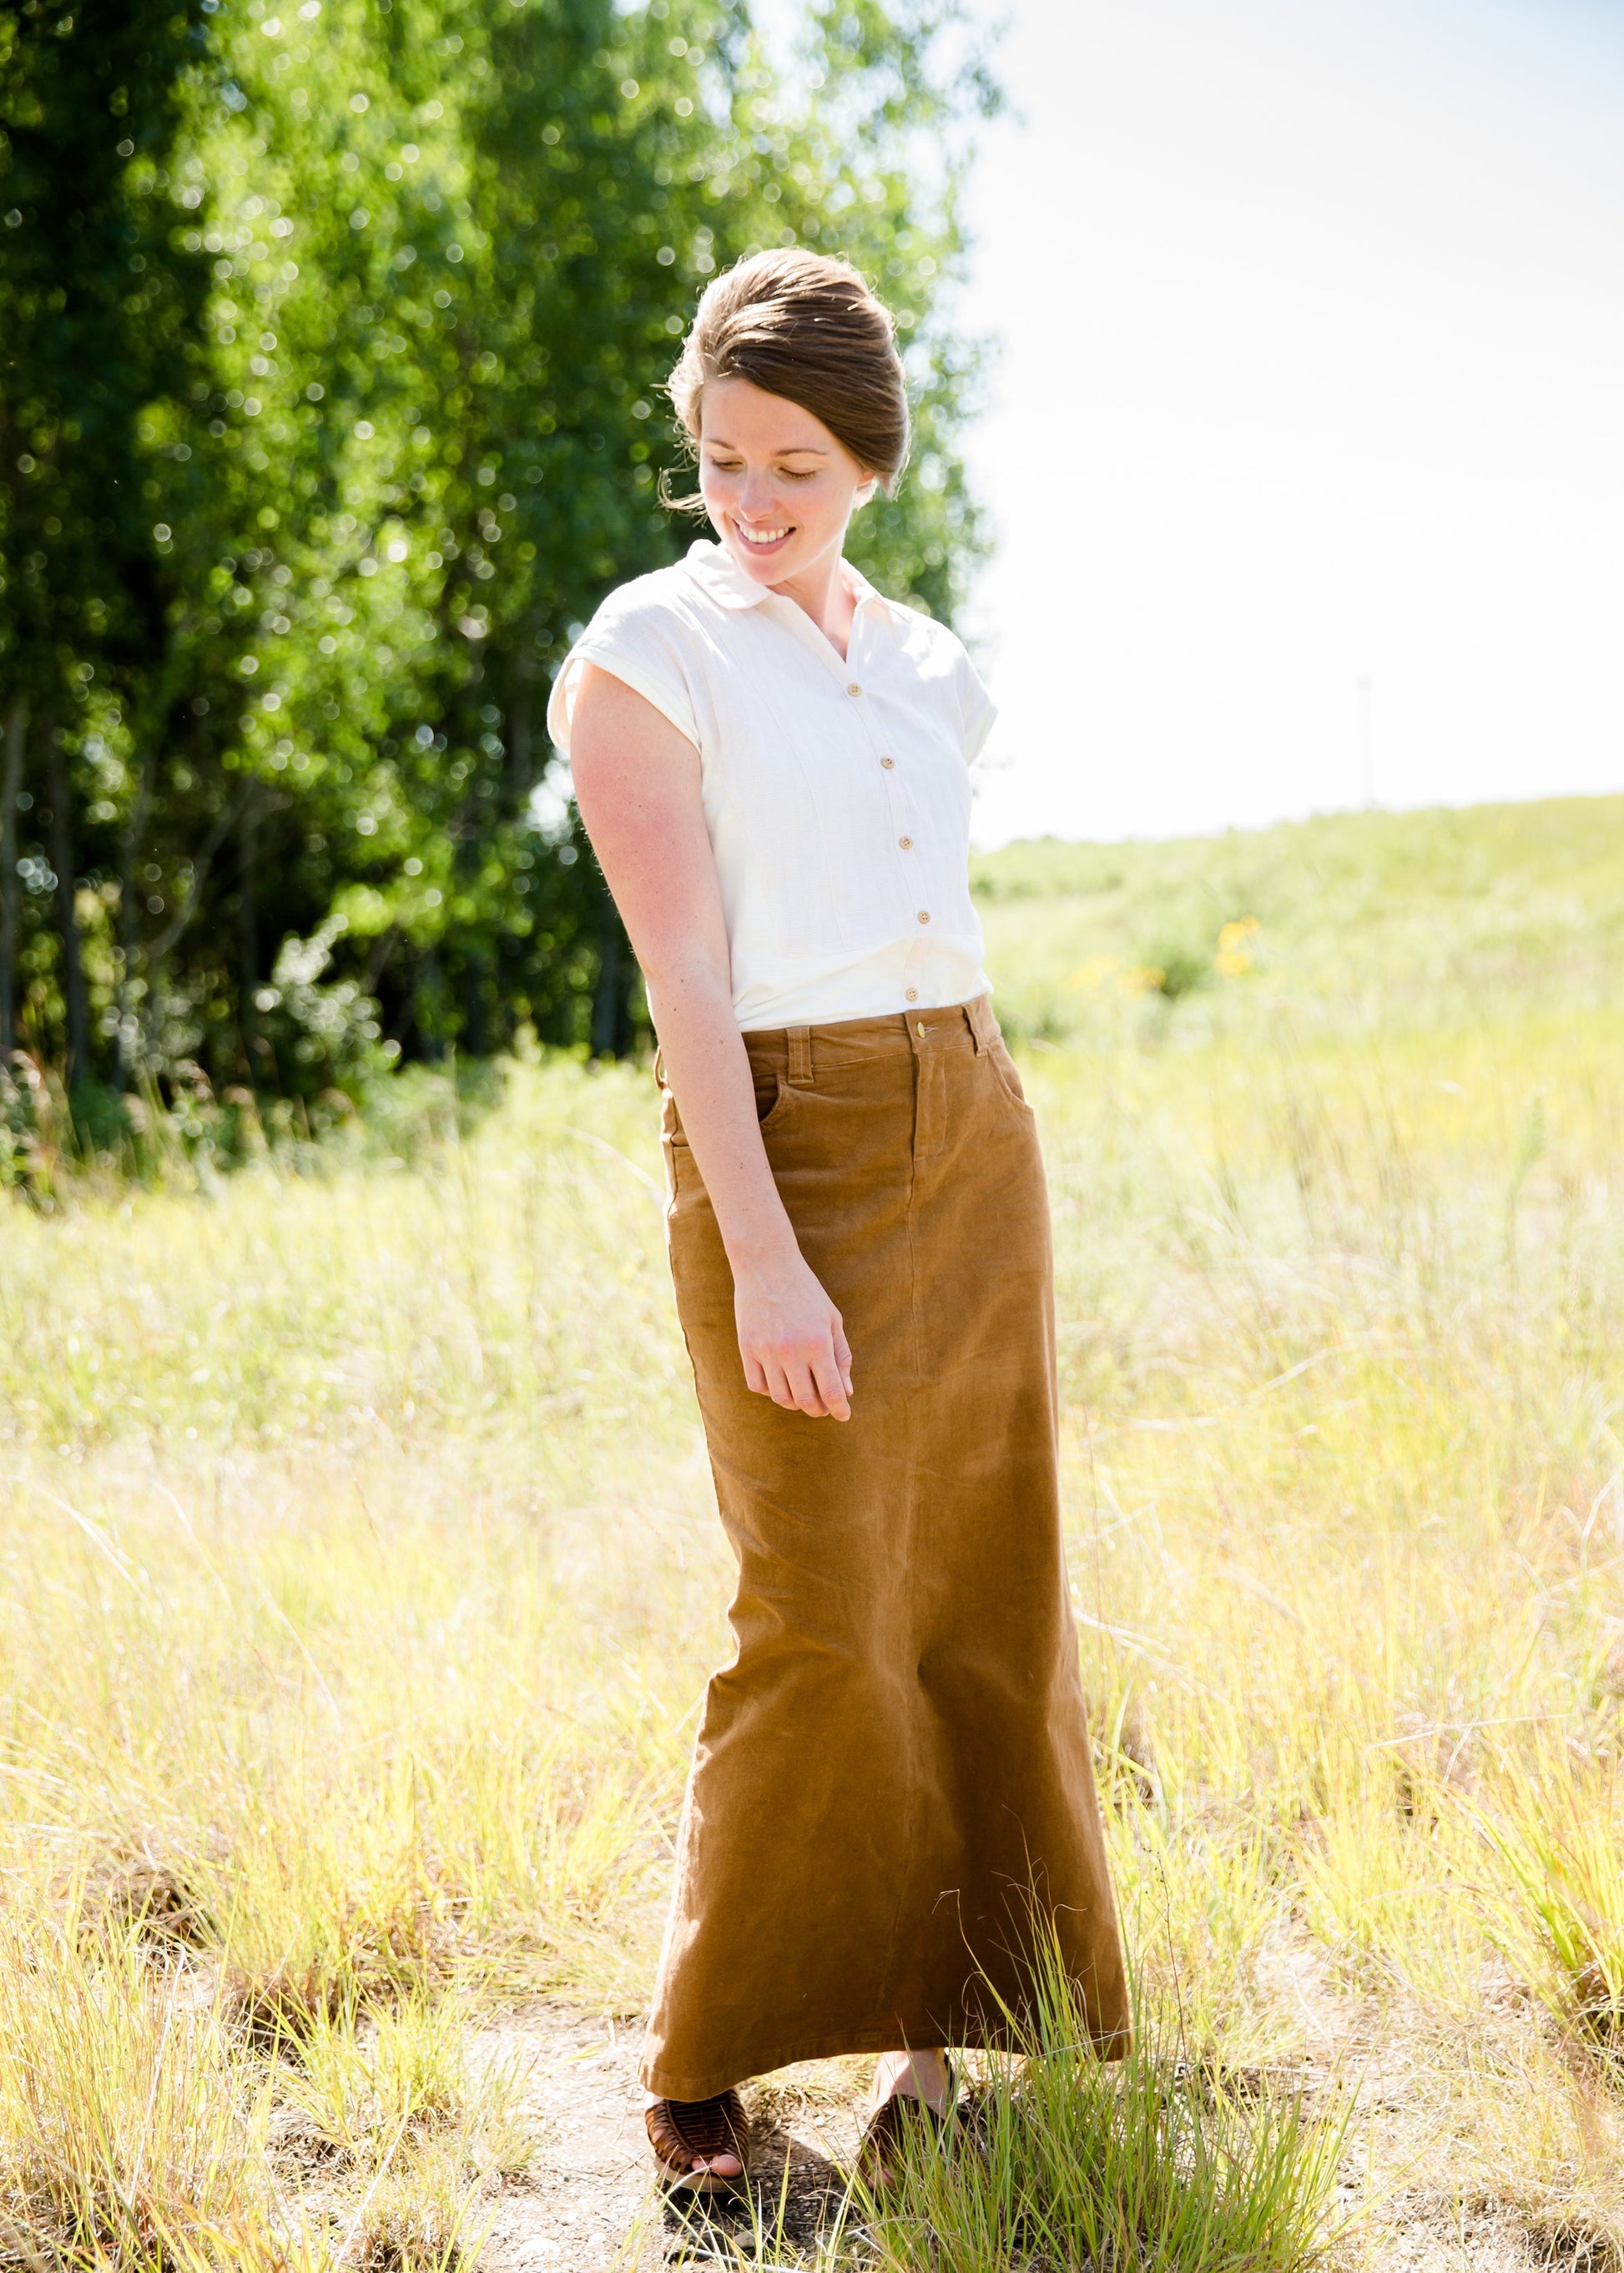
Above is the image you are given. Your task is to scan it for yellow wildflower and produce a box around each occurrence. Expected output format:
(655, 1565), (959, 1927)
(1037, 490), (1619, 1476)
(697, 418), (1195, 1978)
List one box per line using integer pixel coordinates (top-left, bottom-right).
(1064, 954), (1121, 991)
(1215, 915), (1260, 979)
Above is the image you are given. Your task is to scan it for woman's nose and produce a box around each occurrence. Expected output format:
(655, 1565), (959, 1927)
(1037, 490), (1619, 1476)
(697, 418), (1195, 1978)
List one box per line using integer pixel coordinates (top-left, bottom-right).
(738, 475), (779, 517)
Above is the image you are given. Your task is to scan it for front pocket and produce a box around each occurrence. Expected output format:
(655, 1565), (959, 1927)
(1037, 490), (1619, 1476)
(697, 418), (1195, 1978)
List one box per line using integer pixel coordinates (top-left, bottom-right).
(664, 1076), (801, 1147)
(755, 1075), (801, 1136)
(988, 1040), (1035, 1115)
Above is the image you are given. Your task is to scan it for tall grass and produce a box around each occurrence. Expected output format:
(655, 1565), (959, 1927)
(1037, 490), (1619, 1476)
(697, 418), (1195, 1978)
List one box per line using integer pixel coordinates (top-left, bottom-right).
(0, 1904), (281, 2272)
(852, 1928), (1349, 2273)
(3, 796), (1623, 2265)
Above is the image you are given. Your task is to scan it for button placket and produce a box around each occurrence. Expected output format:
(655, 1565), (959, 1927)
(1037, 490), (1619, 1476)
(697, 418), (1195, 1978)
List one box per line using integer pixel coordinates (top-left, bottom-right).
(873, 737), (931, 932)
(784, 607), (917, 923)
(892, 809), (926, 935)
(900, 902), (931, 1011)
(853, 685), (926, 932)
(768, 592), (937, 960)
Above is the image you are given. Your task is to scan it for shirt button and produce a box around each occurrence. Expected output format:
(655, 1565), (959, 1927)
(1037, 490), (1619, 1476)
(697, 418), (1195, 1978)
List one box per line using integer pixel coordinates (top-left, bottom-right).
(880, 756), (895, 769)
(905, 987), (919, 1002)
(846, 682), (862, 697)
(916, 910), (931, 925)
(898, 835), (913, 850)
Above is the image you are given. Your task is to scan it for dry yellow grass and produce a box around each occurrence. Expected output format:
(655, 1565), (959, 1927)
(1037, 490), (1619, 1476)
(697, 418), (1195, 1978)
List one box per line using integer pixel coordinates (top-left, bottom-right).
(3, 798), (1623, 2269)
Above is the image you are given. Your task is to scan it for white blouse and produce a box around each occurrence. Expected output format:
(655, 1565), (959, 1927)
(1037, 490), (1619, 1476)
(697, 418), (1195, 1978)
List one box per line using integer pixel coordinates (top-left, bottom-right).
(547, 538), (996, 1032)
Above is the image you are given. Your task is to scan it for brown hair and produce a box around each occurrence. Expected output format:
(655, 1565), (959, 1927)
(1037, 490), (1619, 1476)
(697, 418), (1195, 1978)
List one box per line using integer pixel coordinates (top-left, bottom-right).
(663, 249), (910, 507)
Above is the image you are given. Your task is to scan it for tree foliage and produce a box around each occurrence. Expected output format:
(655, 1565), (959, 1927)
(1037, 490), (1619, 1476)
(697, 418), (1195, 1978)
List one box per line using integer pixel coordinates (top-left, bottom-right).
(0, 0), (995, 1131)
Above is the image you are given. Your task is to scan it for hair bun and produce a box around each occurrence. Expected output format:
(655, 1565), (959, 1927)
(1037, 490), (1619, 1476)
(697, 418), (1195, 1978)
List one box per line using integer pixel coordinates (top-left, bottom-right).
(664, 250), (910, 503)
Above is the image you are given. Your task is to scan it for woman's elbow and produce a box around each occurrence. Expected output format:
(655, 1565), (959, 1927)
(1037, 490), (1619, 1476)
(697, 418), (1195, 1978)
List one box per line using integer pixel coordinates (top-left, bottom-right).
(638, 951), (733, 1014)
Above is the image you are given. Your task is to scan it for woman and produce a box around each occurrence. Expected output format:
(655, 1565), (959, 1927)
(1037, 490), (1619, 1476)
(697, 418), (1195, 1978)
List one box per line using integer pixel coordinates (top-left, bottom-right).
(547, 250), (1127, 2195)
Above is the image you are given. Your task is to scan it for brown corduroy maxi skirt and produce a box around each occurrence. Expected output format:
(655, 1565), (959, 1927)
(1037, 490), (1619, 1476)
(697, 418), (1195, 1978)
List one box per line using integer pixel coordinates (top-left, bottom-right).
(642, 995), (1128, 2102)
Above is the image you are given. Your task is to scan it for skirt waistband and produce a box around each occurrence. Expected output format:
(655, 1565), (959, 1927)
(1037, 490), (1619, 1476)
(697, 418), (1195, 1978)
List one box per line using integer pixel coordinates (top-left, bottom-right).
(654, 995), (999, 1091)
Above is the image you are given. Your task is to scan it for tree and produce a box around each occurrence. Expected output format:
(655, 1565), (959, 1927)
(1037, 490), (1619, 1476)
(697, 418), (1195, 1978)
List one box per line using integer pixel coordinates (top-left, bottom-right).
(0, 0), (212, 1094)
(0, 0), (998, 1119)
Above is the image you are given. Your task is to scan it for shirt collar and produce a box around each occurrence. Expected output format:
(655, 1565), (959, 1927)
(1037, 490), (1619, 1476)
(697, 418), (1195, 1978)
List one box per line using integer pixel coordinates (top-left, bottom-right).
(683, 537), (896, 620)
(683, 537), (769, 608)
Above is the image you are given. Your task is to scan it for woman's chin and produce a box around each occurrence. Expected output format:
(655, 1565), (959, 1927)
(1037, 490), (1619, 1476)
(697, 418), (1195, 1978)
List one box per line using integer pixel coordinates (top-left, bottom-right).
(734, 545), (796, 579)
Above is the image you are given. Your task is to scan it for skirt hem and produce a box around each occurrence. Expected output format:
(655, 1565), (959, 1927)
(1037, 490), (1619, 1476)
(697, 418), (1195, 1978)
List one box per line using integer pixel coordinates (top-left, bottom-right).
(639, 2012), (1132, 2101)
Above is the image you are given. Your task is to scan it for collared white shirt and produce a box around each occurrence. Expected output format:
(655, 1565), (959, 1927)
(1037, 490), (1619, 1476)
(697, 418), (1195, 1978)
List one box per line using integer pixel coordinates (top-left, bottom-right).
(547, 538), (996, 1032)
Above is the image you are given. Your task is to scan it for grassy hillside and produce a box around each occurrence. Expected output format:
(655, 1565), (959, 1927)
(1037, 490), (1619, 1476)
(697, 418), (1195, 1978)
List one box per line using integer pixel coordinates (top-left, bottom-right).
(1, 794), (1622, 2271)
(973, 794), (1624, 1044)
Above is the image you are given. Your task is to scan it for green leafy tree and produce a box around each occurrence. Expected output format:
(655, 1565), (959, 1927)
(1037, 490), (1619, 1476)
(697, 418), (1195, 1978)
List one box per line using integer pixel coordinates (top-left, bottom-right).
(0, 0), (999, 1119)
(0, 0), (211, 1095)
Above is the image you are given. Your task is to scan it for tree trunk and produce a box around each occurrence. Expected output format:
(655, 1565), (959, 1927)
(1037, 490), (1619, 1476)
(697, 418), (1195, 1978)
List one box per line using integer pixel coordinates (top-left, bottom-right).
(415, 945), (446, 1061)
(507, 680), (533, 804)
(45, 726), (89, 1083)
(0, 696), (25, 1061)
(113, 741), (155, 1090)
(240, 785), (259, 1072)
(591, 900), (625, 1059)
(461, 944), (488, 1057)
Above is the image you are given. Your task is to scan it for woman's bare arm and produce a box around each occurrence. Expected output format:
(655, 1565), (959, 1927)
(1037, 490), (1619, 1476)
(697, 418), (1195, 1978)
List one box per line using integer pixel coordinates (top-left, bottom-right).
(568, 662), (852, 1421)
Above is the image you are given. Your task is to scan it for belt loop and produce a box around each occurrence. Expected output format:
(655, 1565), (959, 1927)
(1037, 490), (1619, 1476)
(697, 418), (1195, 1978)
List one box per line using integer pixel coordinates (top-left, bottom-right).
(966, 995), (997, 1054)
(787, 1026), (814, 1088)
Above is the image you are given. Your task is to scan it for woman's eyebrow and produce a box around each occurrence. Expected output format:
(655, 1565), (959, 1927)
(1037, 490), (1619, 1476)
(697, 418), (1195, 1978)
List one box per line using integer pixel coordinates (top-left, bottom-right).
(703, 438), (830, 456)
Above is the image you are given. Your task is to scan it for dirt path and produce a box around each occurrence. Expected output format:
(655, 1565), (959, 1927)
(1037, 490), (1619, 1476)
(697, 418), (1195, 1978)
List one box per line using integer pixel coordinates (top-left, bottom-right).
(464, 2001), (1586, 2272)
(472, 2005), (870, 2270)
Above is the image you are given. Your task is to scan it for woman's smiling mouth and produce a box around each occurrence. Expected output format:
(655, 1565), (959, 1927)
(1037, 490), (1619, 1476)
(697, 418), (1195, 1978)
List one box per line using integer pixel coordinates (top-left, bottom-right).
(734, 522), (794, 552)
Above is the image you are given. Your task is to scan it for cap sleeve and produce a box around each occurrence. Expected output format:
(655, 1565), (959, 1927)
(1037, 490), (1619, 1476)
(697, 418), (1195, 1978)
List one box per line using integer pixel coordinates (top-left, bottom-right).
(546, 579), (700, 757)
(954, 643), (996, 765)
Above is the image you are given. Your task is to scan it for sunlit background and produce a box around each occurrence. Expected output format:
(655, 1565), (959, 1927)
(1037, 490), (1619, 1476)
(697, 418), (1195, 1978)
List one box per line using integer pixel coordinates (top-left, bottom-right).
(7, 0), (1621, 1101)
(959, 0), (1624, 844)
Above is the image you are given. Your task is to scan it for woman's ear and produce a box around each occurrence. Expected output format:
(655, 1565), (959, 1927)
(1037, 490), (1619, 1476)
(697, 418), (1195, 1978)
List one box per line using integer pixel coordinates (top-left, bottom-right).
(853, 474), (880, 509)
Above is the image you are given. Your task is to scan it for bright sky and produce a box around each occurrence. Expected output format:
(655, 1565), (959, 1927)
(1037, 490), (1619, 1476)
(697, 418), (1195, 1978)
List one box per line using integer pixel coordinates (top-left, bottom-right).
(956, 0), (1624, 844)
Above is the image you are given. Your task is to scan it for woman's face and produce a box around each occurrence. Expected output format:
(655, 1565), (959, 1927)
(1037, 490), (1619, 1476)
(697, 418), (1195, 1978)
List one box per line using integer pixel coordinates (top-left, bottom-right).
(698, 376), (875, 591)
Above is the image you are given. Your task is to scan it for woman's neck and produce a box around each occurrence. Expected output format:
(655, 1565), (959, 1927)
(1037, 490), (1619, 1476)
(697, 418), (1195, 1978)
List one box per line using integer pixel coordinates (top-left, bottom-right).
(771, 543), (857, 660)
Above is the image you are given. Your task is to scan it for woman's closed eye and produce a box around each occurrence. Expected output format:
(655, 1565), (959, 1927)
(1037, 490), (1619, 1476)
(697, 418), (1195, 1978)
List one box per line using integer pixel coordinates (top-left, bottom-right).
(704, 457), (820, 481)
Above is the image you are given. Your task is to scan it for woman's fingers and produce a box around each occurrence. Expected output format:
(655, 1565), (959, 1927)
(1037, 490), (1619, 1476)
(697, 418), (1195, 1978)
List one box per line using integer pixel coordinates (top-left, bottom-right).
(831, 1313), (853, 1398)
(739, 1289), (852, 1419)
(787, 1314), (851, 1418)
(746, 1343), (847, 1419)
(810, 1319), (851, 1421)
(781, 1354), (830, 1418)
(810, 1348), (850, 1422)
(749, 1353), (808, 1411)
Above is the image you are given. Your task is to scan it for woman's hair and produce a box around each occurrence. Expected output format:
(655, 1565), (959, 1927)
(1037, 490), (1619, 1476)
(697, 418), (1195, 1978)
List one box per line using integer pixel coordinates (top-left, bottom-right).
(663, 249), (910, 507)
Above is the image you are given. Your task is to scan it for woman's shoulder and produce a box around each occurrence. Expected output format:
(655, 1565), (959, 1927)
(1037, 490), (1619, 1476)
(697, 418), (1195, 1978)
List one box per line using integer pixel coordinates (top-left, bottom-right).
(870, 587), (978, 684)
(581, 552), (709, 643)
(863, 582), (994, 757)
(849, 562), (964, 658)
(549, 553), (715, 756)
(888, 597), (967, 658)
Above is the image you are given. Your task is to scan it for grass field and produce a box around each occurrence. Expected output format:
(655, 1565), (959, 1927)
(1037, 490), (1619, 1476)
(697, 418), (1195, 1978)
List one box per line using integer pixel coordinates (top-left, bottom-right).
(3, 794), (1623, 2271)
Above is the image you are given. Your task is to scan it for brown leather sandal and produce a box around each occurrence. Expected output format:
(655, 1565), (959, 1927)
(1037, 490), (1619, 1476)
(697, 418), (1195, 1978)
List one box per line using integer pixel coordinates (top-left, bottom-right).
(855, 2059), (956, 2190)
(645, 2088), (751, 2199)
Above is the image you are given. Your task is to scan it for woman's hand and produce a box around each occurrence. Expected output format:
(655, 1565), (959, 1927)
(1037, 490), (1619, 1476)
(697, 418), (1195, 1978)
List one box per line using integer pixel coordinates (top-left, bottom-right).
(734, 1242), (853, 1420)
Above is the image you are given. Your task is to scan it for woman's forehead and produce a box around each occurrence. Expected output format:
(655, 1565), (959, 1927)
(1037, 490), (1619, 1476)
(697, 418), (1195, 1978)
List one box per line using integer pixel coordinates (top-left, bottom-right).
(699, 379), (836, 453)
